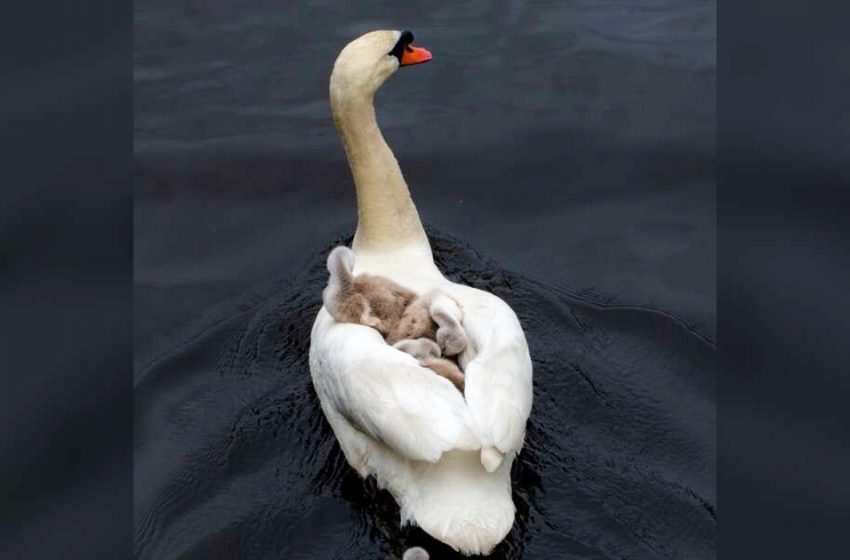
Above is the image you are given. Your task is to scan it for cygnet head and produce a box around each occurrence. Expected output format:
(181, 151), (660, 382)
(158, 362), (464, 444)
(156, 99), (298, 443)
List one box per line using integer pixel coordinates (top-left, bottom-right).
(393, 338), (442, 361)
(330, 30), (432, 103)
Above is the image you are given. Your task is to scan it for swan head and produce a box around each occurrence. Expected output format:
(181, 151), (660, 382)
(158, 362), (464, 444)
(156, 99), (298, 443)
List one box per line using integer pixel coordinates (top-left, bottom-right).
(330, 30), (431, 101)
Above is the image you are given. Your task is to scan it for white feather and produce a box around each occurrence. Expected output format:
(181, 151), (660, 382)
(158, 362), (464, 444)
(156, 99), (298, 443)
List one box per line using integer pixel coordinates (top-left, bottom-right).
(309, 250), (533, 556)
(313, 30), (533, 555)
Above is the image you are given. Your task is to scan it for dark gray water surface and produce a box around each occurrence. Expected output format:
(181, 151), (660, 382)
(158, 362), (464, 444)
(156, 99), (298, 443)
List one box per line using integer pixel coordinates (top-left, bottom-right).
(135, 1), (715, 558)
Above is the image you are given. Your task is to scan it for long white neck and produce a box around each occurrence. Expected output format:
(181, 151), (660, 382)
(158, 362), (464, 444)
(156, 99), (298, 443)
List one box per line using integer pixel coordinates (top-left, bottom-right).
(331, 87), (431, 256)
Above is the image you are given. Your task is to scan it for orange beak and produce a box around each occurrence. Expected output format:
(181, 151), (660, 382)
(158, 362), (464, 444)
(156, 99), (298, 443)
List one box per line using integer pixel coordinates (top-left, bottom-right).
(400, 44), (432, 66)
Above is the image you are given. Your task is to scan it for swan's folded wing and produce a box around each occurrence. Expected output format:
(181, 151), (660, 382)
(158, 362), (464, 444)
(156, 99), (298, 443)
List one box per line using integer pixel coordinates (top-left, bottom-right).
(311, 312), (480, 463)
(458, 288), (533, 456)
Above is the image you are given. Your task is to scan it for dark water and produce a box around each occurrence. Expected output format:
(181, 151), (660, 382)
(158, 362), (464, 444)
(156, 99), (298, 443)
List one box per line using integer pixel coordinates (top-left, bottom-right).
(135, 1), (715, 558)
(135, 232), (715, 559)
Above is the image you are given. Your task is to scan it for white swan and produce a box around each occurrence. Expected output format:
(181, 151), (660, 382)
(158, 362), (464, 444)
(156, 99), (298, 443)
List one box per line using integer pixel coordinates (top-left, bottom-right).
(309, 30), (533, 556)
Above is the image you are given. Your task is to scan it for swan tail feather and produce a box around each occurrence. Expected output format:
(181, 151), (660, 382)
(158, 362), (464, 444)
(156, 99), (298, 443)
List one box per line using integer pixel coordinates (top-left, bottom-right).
(401, 451), (515, 556)
(402, 547), (430, 560)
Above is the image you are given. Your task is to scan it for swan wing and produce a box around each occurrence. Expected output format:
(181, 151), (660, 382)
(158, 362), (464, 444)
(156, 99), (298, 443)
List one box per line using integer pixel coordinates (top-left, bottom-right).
(453, 286), (533, 458)
(311, 310), (481, 463)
